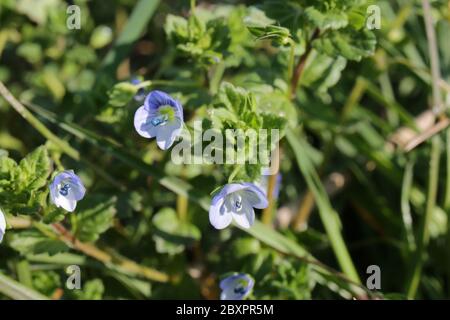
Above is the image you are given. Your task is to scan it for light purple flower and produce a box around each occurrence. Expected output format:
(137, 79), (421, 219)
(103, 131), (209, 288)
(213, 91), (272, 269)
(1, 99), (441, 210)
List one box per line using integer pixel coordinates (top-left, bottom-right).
(220, 273), (254, 300)
(134, 90), (184, 150)
(49, 170), (86, 212)
(0, 208), (6, 243)
(209, 183), (268, 229)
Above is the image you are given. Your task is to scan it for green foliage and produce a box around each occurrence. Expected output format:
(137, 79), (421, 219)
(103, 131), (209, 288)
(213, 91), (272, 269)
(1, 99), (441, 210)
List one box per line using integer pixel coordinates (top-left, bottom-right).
(152, 208), (200, 255)
(9, 229), (68, 256)
(73, 196), (117, 242)
(165, 13), (231, 68)
(1, 0), (449, 301)
(312, 28), (376, 61)
(0, 146), (51, 215)
(107, 82), (139, 107)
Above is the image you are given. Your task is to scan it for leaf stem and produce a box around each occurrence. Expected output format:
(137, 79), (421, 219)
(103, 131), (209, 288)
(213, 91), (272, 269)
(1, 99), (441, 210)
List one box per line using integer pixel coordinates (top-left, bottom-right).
(50, 222), (170, 283)
(289, 29), (319, 99)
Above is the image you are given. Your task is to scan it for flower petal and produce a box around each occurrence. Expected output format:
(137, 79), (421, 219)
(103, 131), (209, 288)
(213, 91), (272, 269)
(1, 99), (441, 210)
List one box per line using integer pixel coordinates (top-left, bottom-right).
(220, 286), (243, 300)
(242, 183), (268, 209)
(231, 200), (255, 229)
(216, 183), (248, 199)
(144, 91), (183, 121)
(209, 196), (232, 230)
(134, 106), (158, 138)
(54, 193), (77, 212)
(219, 274), (254, 300)
(0, 208), (6, 243)
(155, 118), (183, 150)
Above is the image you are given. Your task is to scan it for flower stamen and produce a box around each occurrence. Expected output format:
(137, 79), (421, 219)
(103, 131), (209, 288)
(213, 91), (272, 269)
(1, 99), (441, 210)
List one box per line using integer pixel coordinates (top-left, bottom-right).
(150, 114), (168, 127)
(59, 183), (71, 196)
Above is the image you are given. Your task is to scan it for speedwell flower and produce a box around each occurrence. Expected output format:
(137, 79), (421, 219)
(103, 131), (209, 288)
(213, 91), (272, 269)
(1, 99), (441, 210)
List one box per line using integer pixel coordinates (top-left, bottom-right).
(49, 170), (86, 212)
(220, 273), (254, 300)
(209, 183), (268, 229)
(0, 208), (6, 243)
(134, 90), (184, 150)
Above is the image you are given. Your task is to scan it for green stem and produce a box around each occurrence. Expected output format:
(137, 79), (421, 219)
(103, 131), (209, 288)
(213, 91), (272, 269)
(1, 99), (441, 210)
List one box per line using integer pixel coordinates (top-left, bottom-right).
(0, 82), (78, 160)
(406, 136), (441, 299)
(286, 42), (296, 97)
(445, 128), (450, 297)
(139, 79), (199, 89)
(16, 260), (33, 288)
(401, 158), (416, 253)
(177, 195), (188, 222)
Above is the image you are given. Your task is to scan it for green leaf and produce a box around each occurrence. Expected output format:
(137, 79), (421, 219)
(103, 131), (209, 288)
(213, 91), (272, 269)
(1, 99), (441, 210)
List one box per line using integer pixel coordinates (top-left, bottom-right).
(304, 7), (348, 30)
(231, 237), (261, 259)
(70, 279), (104, 300)
(75, 195), (117, 242)
(100, 0), (160, 76)
(90, 26), (113, 49)
(313, 28), (376, 61)
(15, 146), (51, 191)
(286, 128), (360, 283)
(246, 24), (292, 45)
(107, 82), (138, 107)
(218, 82), (255, 115)
(300, 52), (347, 95)
(152, 208), (201, 255)
(9, 230), (68, 256)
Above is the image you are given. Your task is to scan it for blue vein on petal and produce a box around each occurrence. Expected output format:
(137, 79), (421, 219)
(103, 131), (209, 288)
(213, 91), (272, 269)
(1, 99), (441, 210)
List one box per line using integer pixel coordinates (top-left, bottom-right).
(234, 286), (246, 295)
(59, 183), (71, 196)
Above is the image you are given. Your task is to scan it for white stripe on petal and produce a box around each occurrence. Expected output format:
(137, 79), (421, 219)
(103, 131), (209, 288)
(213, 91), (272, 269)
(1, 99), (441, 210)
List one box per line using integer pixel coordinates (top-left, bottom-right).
(209, 197), (232, 229)
(231, 200), (254, 229)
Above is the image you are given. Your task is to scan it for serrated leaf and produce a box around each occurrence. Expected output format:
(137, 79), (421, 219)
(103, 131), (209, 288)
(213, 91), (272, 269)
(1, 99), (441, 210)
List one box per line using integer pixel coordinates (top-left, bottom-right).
(301, 53), (347, 95)
(15, 146), (51, 191)
(304, 7), (348, 30)
(9, 230), (68, 256)
(75, 196), (117, 242)
(218, 82), (255, 115)
(312, 28), (376, 61)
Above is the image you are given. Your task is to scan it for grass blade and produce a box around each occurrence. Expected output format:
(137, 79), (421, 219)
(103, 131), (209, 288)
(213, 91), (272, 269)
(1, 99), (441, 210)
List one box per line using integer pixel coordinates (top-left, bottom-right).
(0, 273), (48, 300)
(286, 128), (361, 284)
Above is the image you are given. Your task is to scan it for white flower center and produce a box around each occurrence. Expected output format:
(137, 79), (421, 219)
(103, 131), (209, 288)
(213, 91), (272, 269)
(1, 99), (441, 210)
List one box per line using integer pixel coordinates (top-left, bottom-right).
(228, 192), (244, 212)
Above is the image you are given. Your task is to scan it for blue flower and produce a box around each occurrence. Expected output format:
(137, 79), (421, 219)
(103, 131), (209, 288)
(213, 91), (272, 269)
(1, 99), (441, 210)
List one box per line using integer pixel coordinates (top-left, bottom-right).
(0, 208), (6, 243)
(220, 273), (254, 300)
(130, 77), (146, 102)
(49, 170), (86, 212)
(209, 183), (268, 229)
(134, 90), (184, 150)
